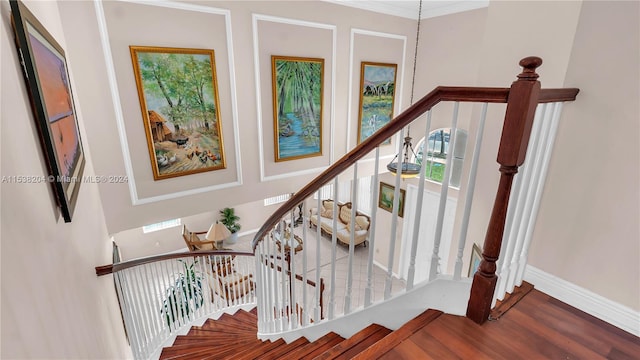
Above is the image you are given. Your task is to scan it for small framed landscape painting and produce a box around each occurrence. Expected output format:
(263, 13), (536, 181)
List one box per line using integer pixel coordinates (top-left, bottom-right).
(378, 182), (405, 218)
(130, 46), (226, 180)
(271, 55), (324, 162)
(468, 243), (482, 277)
(10, 0), (86, 223)
(357, 62), (397, 145)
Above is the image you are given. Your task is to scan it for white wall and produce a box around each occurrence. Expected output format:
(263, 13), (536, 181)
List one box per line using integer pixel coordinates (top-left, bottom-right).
(0, 1), (130, 358)
(529, 1), (640, 311)
(422, 0), (639, 313)
(57, 0), (418, 235)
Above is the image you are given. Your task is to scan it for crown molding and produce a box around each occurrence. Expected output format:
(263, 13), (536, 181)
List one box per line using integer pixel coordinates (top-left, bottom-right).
(323, 0), (489, 20)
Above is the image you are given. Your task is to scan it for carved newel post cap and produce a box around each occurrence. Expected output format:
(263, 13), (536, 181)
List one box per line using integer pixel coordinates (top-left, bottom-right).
(517, 56), (543, 80)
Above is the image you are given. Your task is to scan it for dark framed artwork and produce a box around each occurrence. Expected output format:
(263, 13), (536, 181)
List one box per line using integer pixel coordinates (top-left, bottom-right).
(468, 243), (482, 277)
(271, 55), (324, 162)
(130, 46), (226, 180)
(357, 62), (397, 145)
(10, 0), (86, 222)
(378, 182), (405, 218)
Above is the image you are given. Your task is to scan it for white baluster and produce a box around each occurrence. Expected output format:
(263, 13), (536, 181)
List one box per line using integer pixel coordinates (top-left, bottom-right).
(386, 128), (405, 299)
(344, 163), (358, 313)
(496, 103), (547, 302)
(454, 103), (488, 280)
(407, 111), (432, 289)
(430, 102), (459, 281)
(364, 147), (380, 307)
(301, 201), (309, 326)
(315, 193), (322, 321)
(142, 265), (160, 345)
(329, 177), (339, 319)
(116, 271), (140, 358)
(133, 267), (151, 343)
(515, 102), (563, 285)
(289, 210), (298, 328)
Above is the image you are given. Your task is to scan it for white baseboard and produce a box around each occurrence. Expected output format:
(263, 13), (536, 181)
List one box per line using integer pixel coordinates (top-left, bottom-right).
(524, 265), (640, 337)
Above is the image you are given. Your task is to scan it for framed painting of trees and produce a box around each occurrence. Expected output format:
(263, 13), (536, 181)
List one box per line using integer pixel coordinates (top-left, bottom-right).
(130, 46), (226, 180)
(357, 62), (397, 145)
(271, 56), (324, 162)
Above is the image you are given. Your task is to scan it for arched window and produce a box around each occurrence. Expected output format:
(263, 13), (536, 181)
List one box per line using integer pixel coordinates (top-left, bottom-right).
(414, 128), (467, 188)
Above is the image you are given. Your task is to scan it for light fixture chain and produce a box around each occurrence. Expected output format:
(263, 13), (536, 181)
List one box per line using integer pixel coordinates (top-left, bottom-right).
(408, 0), (423, 136)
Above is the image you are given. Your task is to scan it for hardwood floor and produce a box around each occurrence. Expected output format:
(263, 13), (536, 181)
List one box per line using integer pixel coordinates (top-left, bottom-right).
(159, 288), (640, 359)
(381, 289), (640, 359)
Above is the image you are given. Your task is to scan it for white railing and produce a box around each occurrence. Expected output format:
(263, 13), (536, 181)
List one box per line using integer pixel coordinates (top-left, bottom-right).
(253, 99), (496, 339)
(252, 94), (574, 339)
(99, 251), (256, 360)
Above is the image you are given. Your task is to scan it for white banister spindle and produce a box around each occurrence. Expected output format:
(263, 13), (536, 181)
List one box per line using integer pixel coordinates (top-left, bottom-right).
(267, 236), (277, 332)
(116, 272), (139, 358)
(328, 177), (339, 319)
(315, 193), (322, 321)
(364, 147), (380, 307)
(515, 102), (563, 285)
(454, 103), (488, 280)
(255, 244), (262, 332)
(344, 163), (358, 313)
(385, 128), (405, 299)
(288, 210), (298, 328)
(430, 102), (459, 281)
(301, 202), (309, 326)
(407, 111), (432, 289)
(504, 103), (547, 298)
(133, 267), (151, 341)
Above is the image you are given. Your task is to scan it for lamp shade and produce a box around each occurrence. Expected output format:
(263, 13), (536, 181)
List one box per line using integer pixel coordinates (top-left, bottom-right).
(387, 161), (421, 178)
(205, 222), (231, 244)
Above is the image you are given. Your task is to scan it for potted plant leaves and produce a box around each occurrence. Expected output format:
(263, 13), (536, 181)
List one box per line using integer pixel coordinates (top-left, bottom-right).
(219, 207), (241, 244)
(161, 259), (204, 328)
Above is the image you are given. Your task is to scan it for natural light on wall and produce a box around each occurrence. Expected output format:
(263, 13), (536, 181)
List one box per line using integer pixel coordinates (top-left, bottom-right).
(142, 218), (181, 233)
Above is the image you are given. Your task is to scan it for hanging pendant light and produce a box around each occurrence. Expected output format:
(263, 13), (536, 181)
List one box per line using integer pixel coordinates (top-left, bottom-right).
(387, 135), (421, 178)
(387, 0), (423, 179)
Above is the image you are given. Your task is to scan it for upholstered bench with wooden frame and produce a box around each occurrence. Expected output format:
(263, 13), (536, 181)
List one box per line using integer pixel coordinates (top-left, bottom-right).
(309, 200), (371, 247)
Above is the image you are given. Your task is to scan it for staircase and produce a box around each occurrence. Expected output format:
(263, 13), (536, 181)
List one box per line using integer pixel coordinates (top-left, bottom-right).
(159, 307), (443, 359)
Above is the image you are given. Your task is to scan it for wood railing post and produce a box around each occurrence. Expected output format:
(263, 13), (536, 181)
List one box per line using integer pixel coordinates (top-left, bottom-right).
(466, 57), (542, 324)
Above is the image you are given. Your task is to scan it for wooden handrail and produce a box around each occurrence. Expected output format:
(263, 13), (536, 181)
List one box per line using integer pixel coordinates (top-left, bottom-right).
(95, 250), (254, 276)
(252, 87), (511, 250)
(251, 84), (580, 251)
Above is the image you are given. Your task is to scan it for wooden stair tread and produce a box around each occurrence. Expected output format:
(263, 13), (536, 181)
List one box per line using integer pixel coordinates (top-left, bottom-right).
(231, 339), (286, 360)
(313, 324), (390, 360)
(160, 346), (226, 360)
(283, 332), (344, 359)
(255, 337), (310, 359)
(334, 326), (392, 360)
(350, 309), (442, 360)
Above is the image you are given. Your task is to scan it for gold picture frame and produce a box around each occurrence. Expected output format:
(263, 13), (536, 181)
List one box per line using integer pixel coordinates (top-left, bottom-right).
(378, 182), (405, 218)
(357, 62), (397, 145)
(130, 46), (226, 180)
(271, 55), (324, 162)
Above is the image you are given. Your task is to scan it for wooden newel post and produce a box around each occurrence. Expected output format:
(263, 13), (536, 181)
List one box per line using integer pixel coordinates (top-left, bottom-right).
(466, 57), (542, 324)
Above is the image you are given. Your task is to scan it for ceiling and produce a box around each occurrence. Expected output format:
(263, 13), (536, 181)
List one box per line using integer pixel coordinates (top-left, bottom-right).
(323, 0), (489, 19)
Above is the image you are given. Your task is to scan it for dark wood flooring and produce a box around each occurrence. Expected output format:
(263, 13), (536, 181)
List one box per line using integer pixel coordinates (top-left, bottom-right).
(159, 287), (640, 359)
(381, 289), (640, 359)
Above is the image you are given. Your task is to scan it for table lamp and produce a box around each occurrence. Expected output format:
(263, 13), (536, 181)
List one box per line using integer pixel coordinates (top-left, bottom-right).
(205, 222), (231, 249)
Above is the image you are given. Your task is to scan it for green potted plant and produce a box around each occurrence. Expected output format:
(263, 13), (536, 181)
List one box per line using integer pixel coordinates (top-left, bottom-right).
(161, 259), (204, 327)
(219, 207), (241, 244)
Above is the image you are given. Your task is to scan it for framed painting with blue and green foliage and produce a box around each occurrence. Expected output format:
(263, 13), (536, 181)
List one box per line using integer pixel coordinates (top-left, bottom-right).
(357, 62), (397, 145)
(271, 55), (324, 162)
(130, 46), (226, 180)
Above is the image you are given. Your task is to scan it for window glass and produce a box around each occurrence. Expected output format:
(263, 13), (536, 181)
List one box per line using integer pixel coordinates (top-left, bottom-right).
(414, 128), (467, 188)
